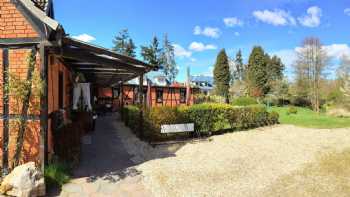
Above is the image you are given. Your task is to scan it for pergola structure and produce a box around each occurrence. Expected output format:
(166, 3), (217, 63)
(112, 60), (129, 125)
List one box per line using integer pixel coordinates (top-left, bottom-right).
(0, 0), (157, 173)
(58, 37), (156, 87)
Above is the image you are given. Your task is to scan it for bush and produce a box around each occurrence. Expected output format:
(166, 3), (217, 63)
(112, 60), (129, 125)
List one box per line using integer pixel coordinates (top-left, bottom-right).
(143, 106), (189, 141)
(121, 103), (279, 141)
(231, 97), (258, 106)
(181, 103), (232, 133)
(121, 105), (141, 131)
(226, 105), (278, 129)
(45, 162), (71, 189)
(287, 106), (298, 115)
(291, 97), (311, 107)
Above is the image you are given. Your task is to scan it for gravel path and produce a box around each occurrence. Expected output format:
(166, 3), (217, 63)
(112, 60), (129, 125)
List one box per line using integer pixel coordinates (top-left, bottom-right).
(117, 122), (350, 197)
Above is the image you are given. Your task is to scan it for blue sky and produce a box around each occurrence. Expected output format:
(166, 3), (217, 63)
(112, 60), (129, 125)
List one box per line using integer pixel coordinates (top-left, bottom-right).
(54, 0), (350, 82)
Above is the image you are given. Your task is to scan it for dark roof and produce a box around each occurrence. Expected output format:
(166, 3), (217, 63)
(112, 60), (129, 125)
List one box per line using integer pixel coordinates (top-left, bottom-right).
(59, 37), (157, 86)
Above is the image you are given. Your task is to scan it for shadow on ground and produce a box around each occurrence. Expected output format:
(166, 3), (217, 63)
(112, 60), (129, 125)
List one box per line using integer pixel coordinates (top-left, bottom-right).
(74, 113), (185, 181)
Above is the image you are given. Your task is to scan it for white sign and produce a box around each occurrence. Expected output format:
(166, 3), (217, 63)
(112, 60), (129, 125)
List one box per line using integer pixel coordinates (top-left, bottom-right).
(161, 123), (194, 134)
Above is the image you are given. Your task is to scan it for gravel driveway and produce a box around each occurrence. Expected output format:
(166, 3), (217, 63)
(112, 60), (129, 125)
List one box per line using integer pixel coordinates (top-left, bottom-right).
(117, 122), (350, 197)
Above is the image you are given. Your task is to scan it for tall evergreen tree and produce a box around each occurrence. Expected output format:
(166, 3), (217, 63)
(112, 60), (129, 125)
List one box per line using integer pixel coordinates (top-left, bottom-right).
(161, 34), (178, 83)
(233, 49), (245, 81)
(247, 46), (270, 96)
(112, 29), (136, 57)
(268, 55), (284, 81)
(214, 49), (231, 103)
(141, 36), (163, 67)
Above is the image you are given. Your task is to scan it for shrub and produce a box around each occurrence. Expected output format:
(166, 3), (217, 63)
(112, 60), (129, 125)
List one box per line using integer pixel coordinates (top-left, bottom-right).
(226, 105), (276, 129)
(181, 103), (232, 133)
(143, 106), (188, 141)
(231, 97), (258, 106)
(287, 106), (298, 115)
(291, 97), (311, 107)
(45, 162), (71, 189)
(268, 111), (280, 124)
(121, 105), (141, 131)
(121, 103), (279, 141)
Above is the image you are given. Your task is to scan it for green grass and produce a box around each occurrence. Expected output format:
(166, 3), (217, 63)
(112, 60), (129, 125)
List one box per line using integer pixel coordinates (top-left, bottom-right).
(269, 106), (350, 129)
(44, 162), (71, 188)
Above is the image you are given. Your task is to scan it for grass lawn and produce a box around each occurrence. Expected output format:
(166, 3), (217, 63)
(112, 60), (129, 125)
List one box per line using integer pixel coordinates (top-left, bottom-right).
(269, 106), (350, 129)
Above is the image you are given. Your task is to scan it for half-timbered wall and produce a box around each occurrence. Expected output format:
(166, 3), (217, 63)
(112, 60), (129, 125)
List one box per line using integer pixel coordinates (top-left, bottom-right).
(119, 85), (197, 108)
(0, 0), (41, 169)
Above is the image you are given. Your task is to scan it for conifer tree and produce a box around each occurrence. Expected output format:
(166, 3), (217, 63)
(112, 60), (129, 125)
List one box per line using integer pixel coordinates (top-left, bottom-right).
(214, 49), (231, 103)
(247, 46), (269, 96)
(141, 36), (163, 67)
(112, 29), (136, 57)
(161, 34), (178, 83)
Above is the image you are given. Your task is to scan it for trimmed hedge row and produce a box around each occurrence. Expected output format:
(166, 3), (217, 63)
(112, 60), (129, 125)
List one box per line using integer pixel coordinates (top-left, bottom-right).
(121, 103), (279, 141)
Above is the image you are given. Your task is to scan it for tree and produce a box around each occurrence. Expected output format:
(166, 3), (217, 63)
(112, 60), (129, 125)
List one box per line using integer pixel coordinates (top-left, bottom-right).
(268, 55), (284, 81)
(294, 37), (329, 112)
(214, 49), (231, 103)
(112, 29), (136, 57)
(232, 49), (245, 82)
(338, 55), (350, 98)
(161, 34), (178, 83)
(247, 46), (269, 97)
(141, 36), (163, 67)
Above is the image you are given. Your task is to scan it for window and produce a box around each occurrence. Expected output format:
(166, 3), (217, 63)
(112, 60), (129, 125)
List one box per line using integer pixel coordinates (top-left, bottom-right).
(156, 89), (163, 103)
(58, 71), (64, 109)
(180, 88), (186, 103)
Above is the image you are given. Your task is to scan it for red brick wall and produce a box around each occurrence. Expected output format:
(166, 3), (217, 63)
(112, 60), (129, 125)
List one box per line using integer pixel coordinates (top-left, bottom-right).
(0, 48), (42, 167)
(47, 56), (72, 155)
(0, 0), (39, 38)
(0, 0), (41, 168)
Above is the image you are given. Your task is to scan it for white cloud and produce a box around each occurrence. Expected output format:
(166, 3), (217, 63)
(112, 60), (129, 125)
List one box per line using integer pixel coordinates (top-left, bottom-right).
(234, 32), (240, 36)
(189, 42), (217, 52)
(193, 26), (202, 35)
(298, 6), (322, 27)
(344, 8), (350, 16)
(190, 58), (197, 62)
(253, 9), (296, 26)
(72, 34), (96, 43)
(272, 44), (350, 68)
(193, 26), (221, 38)
(173, 44), (192, 58)
(323, 44), (350, 59)
(223, 17), (243, 27)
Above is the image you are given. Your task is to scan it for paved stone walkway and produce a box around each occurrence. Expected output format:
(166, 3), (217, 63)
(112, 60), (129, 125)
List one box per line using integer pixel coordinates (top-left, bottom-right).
(57, 113), (152, 197)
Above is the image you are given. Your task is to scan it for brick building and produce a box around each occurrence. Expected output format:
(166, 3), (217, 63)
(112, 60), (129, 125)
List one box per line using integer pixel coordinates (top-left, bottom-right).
(0, 0), (154, 175)
(97, 83), (199, 109)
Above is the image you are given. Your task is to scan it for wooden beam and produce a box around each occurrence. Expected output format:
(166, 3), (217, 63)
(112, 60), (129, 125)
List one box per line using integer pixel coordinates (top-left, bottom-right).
(60, 47), (145, 73)
(2, 48), (9, 175)
(0, 38), (41, 48)
(62, 38), (156, 71)
(39, 44), (48, 172)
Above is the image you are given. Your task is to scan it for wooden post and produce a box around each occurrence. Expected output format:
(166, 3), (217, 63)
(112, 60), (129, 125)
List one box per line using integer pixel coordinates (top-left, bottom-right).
(39, 44), (48, 172)
(138, 74), (144, 139)
(139, 75), (144, 106)
(146, 79), (151, 108)
(2, 48), (9, 175)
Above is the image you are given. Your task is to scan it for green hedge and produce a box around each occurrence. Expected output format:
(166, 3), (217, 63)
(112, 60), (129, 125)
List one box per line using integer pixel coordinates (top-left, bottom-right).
(180, 103), (232, 133)
(121, 103), (279, 141)
(231, 97), (258, 106)
(121, 105), (141, 131)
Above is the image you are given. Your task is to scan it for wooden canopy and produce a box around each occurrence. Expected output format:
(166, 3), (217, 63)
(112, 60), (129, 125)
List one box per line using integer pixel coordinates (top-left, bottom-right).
(57, 37), (157, 87)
